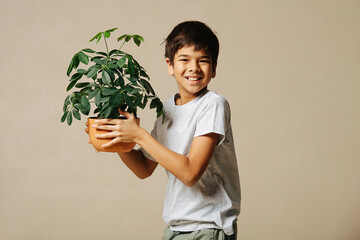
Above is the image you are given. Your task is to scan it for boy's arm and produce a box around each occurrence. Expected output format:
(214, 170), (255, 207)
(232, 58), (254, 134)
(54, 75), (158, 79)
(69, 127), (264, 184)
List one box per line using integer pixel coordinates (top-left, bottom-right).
(85, 121), (157, 179)
(137, 130), (218, 186)
(117, 150), (158, 179)
(94, 111), (218, 187)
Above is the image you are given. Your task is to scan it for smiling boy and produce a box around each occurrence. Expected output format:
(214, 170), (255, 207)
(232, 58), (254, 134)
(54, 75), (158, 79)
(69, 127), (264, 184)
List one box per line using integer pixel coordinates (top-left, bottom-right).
(91, 21), (241, 240)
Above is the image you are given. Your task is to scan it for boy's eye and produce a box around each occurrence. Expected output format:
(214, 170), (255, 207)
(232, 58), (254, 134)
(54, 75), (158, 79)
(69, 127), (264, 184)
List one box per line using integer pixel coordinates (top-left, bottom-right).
(179, 59), (188, 62)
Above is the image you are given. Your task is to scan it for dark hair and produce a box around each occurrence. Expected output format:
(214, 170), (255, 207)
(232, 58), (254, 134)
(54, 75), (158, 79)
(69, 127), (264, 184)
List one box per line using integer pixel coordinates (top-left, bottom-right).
(164, 21), (219, 68)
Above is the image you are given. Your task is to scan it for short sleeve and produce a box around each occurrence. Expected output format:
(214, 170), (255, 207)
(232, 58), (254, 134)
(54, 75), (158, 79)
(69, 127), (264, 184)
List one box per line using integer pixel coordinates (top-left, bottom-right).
(194, 96), (230, 145)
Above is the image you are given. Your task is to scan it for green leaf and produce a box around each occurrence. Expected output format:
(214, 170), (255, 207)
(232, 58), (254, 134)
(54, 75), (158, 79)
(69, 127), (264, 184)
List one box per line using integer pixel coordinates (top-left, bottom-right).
(161, 111), (165, 123)
(61, 111), (68, 123)
(104, 31), (110, 38)
(67, 111), (73, 126)
(80, 95), (90, 115)
(150, 98), (160, 109)
(105, 69), (115, 81)
(126, 54), (133, 60)
(142, 95), (148, 109)
(109, 49), (123, 56)
(127, 59), (135, 75)
(72, 109), (81, 120)
(95, 89), (102, 107)
(125, 35), (132, 42)
(133, 35), (144, 42)
(70, 73), (83, 82)
(132, 59), (141, 70)
(106, 27), (118, 33)
(101, 106), (112, 118)
(73, 56), (80, 70)
(77, 69), (88, 74)
(102, 70), (111, 85)
(115, 76), (125, 88)
(102, 87), (118, 96)
(80, 86), (92, 94)
(139, 79), (155, 95)
(117, 57), (126, 68)
(108, 64), (119, 69)
(97, 52), (108, 57)
(140, 69), (150, 79)
(129, 88), (142, 95)
(133, 38), (141, 47)
(109, 91), (122, 108)
(156, 101), (163, 112)
(96, 33), (102, 43)
(117, 34), (128, 41)
(78, 52), (89, 65)
(100, 97), (110, 103)
(124, 94), (134, 109)
(89, 32), (102, 42)
(82, 48), (96, 53)
(86, 67), (99, 78)
(63, 95), (70, 112)
(67, 53), (78, 76)
(128, 75), (139, 83)
(75, 82), (90, 88)
(88, 88), (99, 100)
(66, 80), (77, 91)
(122, 85), (134, 93)
(134, 95), (143, 108)
(93, 58), (107, 65)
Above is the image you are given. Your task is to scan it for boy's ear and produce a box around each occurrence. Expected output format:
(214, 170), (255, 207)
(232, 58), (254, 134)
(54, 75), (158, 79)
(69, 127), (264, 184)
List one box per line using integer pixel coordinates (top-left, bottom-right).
(166, 58), (174, 76)
(212, 63), (217, 78)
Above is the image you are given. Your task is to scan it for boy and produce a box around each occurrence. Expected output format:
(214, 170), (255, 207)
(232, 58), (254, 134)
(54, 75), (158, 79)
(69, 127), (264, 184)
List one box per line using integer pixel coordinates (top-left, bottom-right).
(90, 21), (241, 240)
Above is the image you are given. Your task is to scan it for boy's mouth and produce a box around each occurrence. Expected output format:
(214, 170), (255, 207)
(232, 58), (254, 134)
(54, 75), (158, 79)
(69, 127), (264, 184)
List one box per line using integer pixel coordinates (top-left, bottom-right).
(185, 76), (203, 81)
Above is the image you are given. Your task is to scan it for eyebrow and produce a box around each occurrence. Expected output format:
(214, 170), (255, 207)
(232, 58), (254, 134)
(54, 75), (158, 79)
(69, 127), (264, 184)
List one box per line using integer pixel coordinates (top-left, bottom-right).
(177, 54), (211, 59)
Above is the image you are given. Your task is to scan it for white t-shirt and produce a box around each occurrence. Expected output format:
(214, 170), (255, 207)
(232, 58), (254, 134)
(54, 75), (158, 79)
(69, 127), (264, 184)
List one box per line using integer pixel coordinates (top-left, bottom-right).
(140, 90), (241, 235)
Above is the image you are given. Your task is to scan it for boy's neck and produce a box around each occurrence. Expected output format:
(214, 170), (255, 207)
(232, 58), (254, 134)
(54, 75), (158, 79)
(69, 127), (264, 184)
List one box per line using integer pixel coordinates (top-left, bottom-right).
(175, 87), (208, 106)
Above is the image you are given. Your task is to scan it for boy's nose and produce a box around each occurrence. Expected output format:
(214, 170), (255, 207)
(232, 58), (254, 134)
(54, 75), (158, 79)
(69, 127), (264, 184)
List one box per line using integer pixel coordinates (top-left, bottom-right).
(189, 61), (200, 72)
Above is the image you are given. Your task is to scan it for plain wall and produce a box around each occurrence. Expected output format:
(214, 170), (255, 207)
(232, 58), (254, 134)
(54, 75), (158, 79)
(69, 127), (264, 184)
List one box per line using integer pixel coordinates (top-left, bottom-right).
(0, 0), (359, 239)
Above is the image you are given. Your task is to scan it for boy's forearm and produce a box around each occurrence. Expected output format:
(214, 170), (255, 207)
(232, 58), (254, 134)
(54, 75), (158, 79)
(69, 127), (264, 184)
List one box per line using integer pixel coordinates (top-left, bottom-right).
(117, 149), (157, 179)
(135, 128), (197, 186)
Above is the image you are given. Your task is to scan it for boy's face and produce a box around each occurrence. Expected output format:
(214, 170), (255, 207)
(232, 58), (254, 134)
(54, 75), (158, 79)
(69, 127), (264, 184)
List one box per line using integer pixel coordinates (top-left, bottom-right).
(166, 45), (217, 101)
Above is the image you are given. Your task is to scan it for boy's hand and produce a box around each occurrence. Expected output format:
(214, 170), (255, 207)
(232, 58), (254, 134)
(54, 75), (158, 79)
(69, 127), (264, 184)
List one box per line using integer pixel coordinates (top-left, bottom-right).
(92, 110), (142, 149)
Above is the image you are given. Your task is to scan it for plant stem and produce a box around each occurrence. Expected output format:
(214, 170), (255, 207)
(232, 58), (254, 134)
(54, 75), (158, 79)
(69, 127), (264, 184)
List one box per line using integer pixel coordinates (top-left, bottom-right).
(103, 33), (110, 61)
(119, 40), (126, 51)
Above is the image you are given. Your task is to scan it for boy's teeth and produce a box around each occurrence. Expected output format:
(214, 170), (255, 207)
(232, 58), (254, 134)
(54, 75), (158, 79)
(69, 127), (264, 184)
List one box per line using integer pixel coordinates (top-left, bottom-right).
(188, 77), (199, 81)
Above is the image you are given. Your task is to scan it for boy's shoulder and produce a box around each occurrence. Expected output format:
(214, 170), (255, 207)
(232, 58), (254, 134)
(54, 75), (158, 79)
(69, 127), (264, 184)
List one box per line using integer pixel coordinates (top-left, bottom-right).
(203, 90), (228, 103)
(201, 90), (230, 111)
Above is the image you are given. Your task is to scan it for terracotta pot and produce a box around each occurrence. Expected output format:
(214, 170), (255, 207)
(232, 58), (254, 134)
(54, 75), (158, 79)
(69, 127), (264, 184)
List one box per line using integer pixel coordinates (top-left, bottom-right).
(87, 118), (140, 153)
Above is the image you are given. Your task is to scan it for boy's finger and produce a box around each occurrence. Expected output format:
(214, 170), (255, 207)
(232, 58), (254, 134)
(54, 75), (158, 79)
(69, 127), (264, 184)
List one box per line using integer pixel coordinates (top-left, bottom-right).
(102, 137), (121, 149)
(119, 109), (134, 120)
(95, 132), (116, 139)
(94, 124), (118, 131)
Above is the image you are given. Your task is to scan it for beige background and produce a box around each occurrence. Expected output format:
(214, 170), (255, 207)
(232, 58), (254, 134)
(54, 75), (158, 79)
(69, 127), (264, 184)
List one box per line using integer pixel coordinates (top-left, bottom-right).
(1, 0), (359, 239)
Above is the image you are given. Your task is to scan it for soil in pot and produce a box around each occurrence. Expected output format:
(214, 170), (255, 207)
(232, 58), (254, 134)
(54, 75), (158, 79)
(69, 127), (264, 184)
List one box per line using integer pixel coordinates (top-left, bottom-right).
(87, 118), (140, 153)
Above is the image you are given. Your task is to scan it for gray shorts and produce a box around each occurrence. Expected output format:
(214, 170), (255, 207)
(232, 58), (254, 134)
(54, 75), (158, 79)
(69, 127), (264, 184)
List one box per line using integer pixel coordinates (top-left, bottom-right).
(161, 224), (237, 240)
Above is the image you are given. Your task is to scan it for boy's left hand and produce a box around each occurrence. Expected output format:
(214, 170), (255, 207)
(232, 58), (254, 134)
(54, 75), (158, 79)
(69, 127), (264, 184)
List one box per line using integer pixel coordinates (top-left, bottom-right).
(92, 110), (141, 149)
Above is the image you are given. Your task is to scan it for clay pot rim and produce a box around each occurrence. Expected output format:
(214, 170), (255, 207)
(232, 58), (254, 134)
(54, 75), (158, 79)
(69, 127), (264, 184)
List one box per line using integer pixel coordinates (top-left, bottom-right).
(87, 116), (139, 120)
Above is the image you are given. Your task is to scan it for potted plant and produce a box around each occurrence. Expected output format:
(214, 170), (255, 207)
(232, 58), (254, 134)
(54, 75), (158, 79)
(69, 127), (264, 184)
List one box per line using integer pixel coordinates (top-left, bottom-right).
(61, 27), (165, 152)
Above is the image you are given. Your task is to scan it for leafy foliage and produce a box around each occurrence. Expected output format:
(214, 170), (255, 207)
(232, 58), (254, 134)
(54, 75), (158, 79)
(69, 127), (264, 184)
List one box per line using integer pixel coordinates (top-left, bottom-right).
(62, 28), (165, 125)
